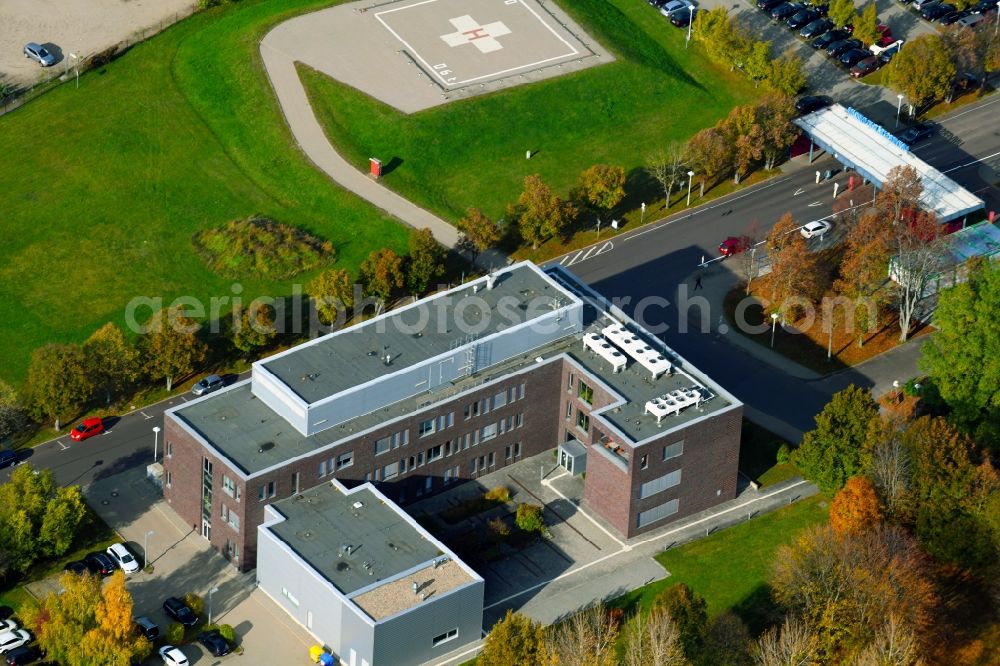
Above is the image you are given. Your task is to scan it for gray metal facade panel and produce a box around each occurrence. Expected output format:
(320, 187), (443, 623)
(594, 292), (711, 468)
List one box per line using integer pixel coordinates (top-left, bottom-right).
(372, 581), (485, 666)
(340, 607), (376, 666)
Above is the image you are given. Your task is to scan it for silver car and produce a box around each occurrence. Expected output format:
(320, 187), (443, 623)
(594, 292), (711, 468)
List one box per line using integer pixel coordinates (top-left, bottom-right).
(192, 374), (224, 396)
(23, 42), (56, 67)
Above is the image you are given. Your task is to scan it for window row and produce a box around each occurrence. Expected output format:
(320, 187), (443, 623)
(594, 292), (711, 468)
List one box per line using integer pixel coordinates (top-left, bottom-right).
(220, 503), (240, 530)
(638, 469), (682, 499)
(419, 412), (455, 438)
(375, 429), (410, 456)
(319, 451), (354, 477)
(464, 384), (526, 420)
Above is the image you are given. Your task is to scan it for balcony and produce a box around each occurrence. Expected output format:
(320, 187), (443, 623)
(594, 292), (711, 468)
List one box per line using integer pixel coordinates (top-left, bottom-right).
(597, 435), (629, 468)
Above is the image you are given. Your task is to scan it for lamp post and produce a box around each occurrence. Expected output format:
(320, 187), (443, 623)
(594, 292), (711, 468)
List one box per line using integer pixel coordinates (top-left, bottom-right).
(640, 201), (646, 225)
(69, 53), (79, 89)
(995, 0), (999, 37)
(895, 94), (904, 129)
(686, 6), (695, 48)
(770, 312), (779, 348)
(686, 171), (695, 206)
(152, 426), (161, 463)
(208, 586), (220, 625)
(143, 530), (154, 570)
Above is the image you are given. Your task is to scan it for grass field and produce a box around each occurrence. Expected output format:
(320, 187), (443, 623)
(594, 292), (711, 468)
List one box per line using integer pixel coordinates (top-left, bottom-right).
(301, 0), (761, 223)
(610, 495), (828, 635)
(0, 0), (409, 387)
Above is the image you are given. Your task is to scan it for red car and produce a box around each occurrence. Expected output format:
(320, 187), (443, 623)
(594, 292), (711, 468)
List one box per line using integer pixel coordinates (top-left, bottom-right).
(718, 236), (749, 257)
(875, 24), (893, 46)
(70, 417), (104, 441)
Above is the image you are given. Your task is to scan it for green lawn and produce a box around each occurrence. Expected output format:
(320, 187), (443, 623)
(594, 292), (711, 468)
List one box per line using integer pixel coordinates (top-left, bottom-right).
(301, 0), (761, 223)
(610, 495), (828, 635)
(738, 419), (800, 488)
(0, 0), (409, 387)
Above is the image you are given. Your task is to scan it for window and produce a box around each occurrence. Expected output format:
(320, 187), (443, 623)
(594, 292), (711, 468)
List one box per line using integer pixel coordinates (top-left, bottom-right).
(433, 628), (459, 647)
(481, 423), (498, 442)
(235, 485), (241, 502)
(508, 386), (516, 403)
(639, 470), (682, 499)
(436, 413), (453, 431)
(514, 442), (521, 458)
(166, 471), (172, 488)
(518, 383), (525, 400)
(383, 462), (399, 480)
(463, 433), (471, 450)
(222, 475), (235, 498)
(281, 587), (300, 607)
(364, 472), (372, 482)
(418, 452), (425, 466)
(493, 391), (507, 409)
(640, 454), (648, 470)
(637, 499), (679, 528)
(291, 472), (300, 495)
(427, 445), (443, 462)
(516, 413), (524, 428)
(258, 481), (275, 501)
(499, 419), (506, 435)
(663, 441), (684, 461)
(576, 410), (589, 433)
(419, 418), (436, 437)
(166, 441), (173, 458)
(229, 512), (239, 530)
(505, 445), (512, 460)
(578, 381), (594, 404)
(444, 467), (452, 484)
(566, 402), (573, 419)
(481, 398), (490, 415)
(336, 451), (354, 470)
(375, 437), (391, 456)
(488, 452), (495, 468)
(567, 373), (575, 390)
(318, 460), (327, 477)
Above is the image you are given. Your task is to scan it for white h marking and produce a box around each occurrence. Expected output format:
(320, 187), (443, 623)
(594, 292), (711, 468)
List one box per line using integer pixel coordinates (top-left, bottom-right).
(441, 15), (511, 53)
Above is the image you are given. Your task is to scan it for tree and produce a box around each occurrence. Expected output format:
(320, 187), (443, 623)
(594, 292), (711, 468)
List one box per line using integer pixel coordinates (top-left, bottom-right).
(23, 571), (150, 666)
(737, 222), (762, 296)
(854, 2), (881, 47)
(647, 144), (689, 209)
(792, 385), (879, 494)
(83, 323), (139, 405)
(515, 503), (545, 534)
(479, 611), (552, 666)
(766, 51), (807, 97)
(887, 34), (956, 112)
(920, 258), (1000, 434)
(652, 583), (707, 660)
(622, 607), (689, 666)
(721, 105), (765, 185)
(22, 343), (92, 430)
(511, 174), (574, 249)
(865, 419), (912, 522)
(40, 486), (88, 556)
(828, 0), (857, 28)
(757, 94), (799, 171)
(750, 615), (817, 666)
(943, 26), (989, 98)
(308, 268), (354, 326)
(456, 207), (500, 262)
(829, 476), (884, 535)
(692, 8), (734, 64)
(888, 210), (943, 342)
(0, 379), (29, 444)
(141, 308), (207, 392)
(744, 41), (773, 88)
(545, 603), (618, 666)
(853, 614), (923, 666)
(766, 213), (823, 318)
(406, 228), (447, 296)
(359, 248), (405, 314)
(577, 164), (626, 219)
(700, 612), (751, 666)
(232, 301), (277, 356)
(834, 211), (892, 347)
(879, 166), (924, 224)
(686, 127), (733, 187)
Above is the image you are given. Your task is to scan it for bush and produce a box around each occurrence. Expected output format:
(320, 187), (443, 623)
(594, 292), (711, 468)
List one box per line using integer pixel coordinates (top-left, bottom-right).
(192, 216), (335, 280)
(487, 517), (510, 543)
(776, 443), (791, 464)
(218, 624), (236, 644)
(183, 593), (204, 618)
(165, 622), (184, 644)
(515, 504), (545, 534)
(484, 486), (510, 503)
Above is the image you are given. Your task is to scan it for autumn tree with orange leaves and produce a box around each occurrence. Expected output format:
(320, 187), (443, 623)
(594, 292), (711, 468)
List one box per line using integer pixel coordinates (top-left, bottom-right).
(834, 211), (892, 347)
(829, 476), (884, 536)
(766, 213), (823, 320)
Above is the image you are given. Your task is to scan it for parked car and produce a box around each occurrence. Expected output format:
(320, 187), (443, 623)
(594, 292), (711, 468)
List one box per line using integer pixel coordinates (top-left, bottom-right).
(162, 597), (198, 627)
(874, 24), (894, 46)
(971, 0), (997, 13)
(191, 374), (224, 396)
(69, 417), (104, 441)
(898, 122), (935, 144)
(828, 38), (862, 57)
(83, 551), (116, 576)
(106, 543), (140, 574)
(913, 0), (939, 9)
(800, 17), (834, 37)
(659, 0), (691, 17)
(718, 236), (749, 257)
(22, 43), (55, 67)
(0, 631), (30, 655)
(870, 38), (903, 55)
(135, 616), (160, 641)
(839, 48), (871, 67)
(801, 220), (833, 238)
(878, 40), (903, 62)
(787, 8), (820, 28)
(671, 8), (698, 26)
(851, 55), (883, 77)
(158, 645), (189, 666)
(4, 645), (42, 666)
(758, 0), (786, 11)
(196, 630), (231, 657)
(795, 95), (831, 114)
(772, 2), (804, 20)
(0, 623), (16, 637)
(812, 29), (849, 49)
(957, 11), (984, 25)
(63, 560), (89, 575)
(922, 3), (952, 20)
(939, 9), (967, 22)
(0, 451), (16, 470)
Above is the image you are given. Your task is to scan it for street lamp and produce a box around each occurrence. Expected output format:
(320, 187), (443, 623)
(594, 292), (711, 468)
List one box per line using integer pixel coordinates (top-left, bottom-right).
(686, 6), (695, 48)
(895, 94), (904, 129)
(995, 0), (999, 38)
(143, 530), (154, 570)
(208, 586), (220, 625)
(770, 312), (779, 348)
(152, 426), (161, 462)
(686, 170), (695, 207)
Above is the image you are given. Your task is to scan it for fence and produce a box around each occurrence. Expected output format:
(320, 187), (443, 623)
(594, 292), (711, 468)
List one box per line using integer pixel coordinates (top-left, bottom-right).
(0, 3), (198, 118)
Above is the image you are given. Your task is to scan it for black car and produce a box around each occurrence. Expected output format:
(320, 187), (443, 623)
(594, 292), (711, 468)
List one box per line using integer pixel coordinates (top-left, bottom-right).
(939, 9), (967, 22)
(972, 0), (997, 12)
(828, 38), (862, 57)
(4, 646), (43, 666)
(839, 48), (870, 67)
(922, 3), (952, 19)
(787, 8), (820, 28)
(0, 608), (12, 622)
(771, 2), (804, 20)
(812, 28), (848, 49)
(800, 17), (833, 37)
(671, 8), (697, 26)
(163, 597), (198, 627)
(758, 0), (786, 10)
(63, 560), (89, 575)
(0, 451), (16, 470)
(879, 41), (903, 63)
(83, 551), (116, 576)
(196, 630), (231, 657)
(795, 95), (831, 114)
(135, 616), (159, 641)
(899, 123), (935, 144)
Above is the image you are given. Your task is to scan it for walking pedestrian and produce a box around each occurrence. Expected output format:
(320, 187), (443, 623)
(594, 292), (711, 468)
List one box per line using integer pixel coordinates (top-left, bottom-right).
(694, 275), (703, 290)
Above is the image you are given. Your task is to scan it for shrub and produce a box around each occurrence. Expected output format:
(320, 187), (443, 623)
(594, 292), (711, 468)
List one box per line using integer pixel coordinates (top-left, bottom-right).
(192, 216), (335, 280)
(165, 621), (184, 644)
(487, 517), (510, 543)
(183, 593), (204, 618)
(515, 504), (545, 534)
(218, 624), (236, 644)
(776, 443), (791, 464)
(484, 486), (510, 503)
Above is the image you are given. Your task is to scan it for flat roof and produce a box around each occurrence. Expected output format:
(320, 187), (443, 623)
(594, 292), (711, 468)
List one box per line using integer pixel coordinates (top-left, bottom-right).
(261, 263), (575, 404)
(945, 222), (1000, 265)
(264, 483), (472, 605)
(352, 559), (470, 621)
(794, 104), (984, 222)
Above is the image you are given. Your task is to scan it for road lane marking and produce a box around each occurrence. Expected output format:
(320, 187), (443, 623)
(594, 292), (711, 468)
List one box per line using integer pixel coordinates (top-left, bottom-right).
(58, 441), (69, 451)
(808, 201), (823, 207)
(942, 150), (1000, 174)
(943, 96), (1000, 121)
(140, 411), (154, 420)
(793, 187), (805, 196)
